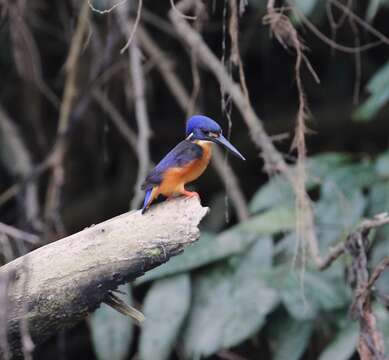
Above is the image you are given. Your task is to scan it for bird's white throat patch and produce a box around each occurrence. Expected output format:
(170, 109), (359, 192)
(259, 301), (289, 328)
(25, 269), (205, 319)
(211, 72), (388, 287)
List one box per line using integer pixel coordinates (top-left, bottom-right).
(194, 140), (213, 146)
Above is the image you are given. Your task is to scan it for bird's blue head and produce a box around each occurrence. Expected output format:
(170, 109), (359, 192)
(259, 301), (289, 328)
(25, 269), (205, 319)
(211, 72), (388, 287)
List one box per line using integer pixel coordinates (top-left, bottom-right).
(185, 115), (245, 161)
(186, 115), (221, 138)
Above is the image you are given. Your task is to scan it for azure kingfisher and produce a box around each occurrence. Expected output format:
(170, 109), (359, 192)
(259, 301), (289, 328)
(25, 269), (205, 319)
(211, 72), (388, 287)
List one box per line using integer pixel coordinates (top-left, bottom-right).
(141, 115), (245, 214)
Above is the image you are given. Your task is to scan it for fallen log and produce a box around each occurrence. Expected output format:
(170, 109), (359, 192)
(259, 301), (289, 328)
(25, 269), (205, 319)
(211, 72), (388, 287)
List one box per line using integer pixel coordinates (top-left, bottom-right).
(0, 197), (208, 358)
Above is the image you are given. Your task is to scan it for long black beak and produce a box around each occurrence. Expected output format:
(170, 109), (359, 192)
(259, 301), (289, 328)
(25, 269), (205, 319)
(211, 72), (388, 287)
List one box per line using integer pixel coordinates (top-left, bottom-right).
(212, 135), (246, 160)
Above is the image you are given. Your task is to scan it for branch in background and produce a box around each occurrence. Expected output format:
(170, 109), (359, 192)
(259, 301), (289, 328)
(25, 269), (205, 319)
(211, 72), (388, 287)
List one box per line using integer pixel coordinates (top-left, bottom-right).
(210, 153), (249, 221)
(1, 197), (207, 358)
(117, 2), (152, 210)
(128, 37), (152, 209)
(87, 0), (128, 15)
(0, 223), (39, 245)
(228, 0), (249, 99)
(0, 106), (41, 230)
(7, 1), (59, 108)
(264, 1), (320, 273)
(291, 4), (383, 53)
(330, 0), (389, 46)
(170, 0), (196, 20)
(43, 1), (90, 237)
(187, 2), (202, 118)
(119, 0), (142, 53)
(319, 213), (389, 270)
(344, 214), (389, 360)
(92, 88), (139, 155)
(347, 3), (362, 105)
(138, 25), (249, 221)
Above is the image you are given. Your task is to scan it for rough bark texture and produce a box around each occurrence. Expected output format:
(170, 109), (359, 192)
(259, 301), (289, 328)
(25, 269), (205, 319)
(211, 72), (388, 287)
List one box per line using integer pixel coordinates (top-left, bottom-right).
(0, 197), (208, 358)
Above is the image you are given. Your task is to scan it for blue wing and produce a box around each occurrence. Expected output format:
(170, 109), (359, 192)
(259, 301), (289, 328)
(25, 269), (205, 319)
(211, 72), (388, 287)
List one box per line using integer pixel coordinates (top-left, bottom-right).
(141, 140), (203, 190)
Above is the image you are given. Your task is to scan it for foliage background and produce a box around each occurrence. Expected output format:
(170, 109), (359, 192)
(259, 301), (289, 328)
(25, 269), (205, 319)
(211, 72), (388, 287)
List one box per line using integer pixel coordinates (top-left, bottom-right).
(1, 0), (389, 359)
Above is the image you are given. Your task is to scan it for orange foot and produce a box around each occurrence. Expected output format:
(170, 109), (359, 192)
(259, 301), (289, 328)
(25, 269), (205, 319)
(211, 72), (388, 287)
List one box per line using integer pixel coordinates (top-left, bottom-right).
(181, 190), (199, 198)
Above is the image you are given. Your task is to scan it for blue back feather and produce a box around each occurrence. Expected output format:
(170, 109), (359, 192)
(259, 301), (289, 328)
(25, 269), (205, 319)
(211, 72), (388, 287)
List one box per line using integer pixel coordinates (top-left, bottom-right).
(142, 188), (153, 213)
(141, 140), (203, 190)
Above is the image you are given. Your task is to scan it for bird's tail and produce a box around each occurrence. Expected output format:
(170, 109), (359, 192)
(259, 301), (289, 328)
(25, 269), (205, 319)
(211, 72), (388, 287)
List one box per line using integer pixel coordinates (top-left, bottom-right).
(141, 188), (153, 214)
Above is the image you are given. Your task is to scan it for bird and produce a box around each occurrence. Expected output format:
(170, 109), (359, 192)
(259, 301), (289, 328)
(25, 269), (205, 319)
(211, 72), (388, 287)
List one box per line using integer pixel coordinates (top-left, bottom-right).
(141, 115), (245, 214)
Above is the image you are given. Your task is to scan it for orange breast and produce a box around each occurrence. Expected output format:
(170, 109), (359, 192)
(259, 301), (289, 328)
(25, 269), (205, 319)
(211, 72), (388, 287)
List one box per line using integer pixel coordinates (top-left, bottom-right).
(158, 141), (212, 197)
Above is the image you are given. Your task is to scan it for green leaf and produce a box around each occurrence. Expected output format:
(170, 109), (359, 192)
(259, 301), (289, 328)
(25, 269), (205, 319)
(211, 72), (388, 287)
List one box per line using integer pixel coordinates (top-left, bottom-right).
(354, 87), (389, 121)
(138, 206), (295, 284)
(367, 61), (389, 94)
(275, 268), (349, 320)
(306, 153), (351, 181)
(322, 162), (375, 193)
(269, 317), (313, 360)
(318, 322), (358, 360)
(182, 238), (279, 358)
(354, 61), (389, 121)
(201, 193), (228, 232)
(139, 274), (191, 360)
(375, 150), (389, 177)
(242, 206), (296, 234)
(89, 285), (133, 360)
(249, 176), (294, 213)
(366, 0), (383, 21)
(249, 152), (350, 213)
(315, 187), (366, 250)
(291, 0), (318, 16)
(136, 231), (256, 284)
(368, 181), (389, 230)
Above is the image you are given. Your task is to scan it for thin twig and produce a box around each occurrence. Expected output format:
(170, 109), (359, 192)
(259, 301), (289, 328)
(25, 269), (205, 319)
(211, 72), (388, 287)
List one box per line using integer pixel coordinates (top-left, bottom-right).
(330, 0), (389, 46)
(348, 2), (362, 105)
(367, 257), (389, 291)
(290, 4), (383, 54)
(0, 223), (40, 245)
(170, 0), (196, 20)
(344, 214), (389, 359)
(0, 105), (41, 228)
(119, 0), (142, 54)
(319, 213), (389, 270)
(187, 3), (202, 118)
(44, 1), (90, 236)
(229, 0), (249, 99)
(142, 9), (178, 38)
(88, 0), (127, 14)
(92, 88), (138, 155)
(128, 35), (151, 209)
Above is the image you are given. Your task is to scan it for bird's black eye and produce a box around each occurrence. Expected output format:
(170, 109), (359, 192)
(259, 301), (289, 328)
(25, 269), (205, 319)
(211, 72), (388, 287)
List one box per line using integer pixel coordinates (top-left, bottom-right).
(208, 131), (219, 138)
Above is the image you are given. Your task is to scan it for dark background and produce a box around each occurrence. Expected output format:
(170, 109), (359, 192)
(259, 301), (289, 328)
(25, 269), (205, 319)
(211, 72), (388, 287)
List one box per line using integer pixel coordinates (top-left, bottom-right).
(1, 0), (389, 359)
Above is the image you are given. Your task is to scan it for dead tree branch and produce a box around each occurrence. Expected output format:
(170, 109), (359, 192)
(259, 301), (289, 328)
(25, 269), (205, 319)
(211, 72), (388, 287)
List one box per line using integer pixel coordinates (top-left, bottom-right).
(128, 37), (152, 209)
(0, 106), (40, 229)
(345, 215), (389, 359)
(319, 213), (389, 270)
(44, 1), (90, 236)
(92, 88), (139, 155)
(1, 197), (207, 358)
(0, 223), (39, 245)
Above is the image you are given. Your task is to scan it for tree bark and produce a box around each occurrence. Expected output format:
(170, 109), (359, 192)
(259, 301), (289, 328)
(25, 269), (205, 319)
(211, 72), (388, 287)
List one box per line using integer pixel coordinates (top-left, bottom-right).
(0, 197), (208, 358)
